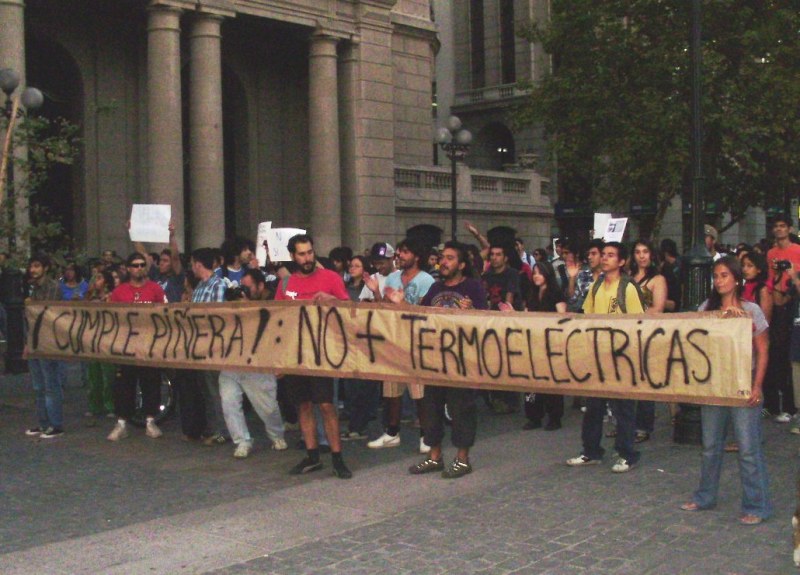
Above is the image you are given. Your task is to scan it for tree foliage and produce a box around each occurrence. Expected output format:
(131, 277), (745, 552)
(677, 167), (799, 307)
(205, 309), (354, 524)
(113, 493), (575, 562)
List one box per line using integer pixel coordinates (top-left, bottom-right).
(0, 114), (80, 267)
(516, 0), (800, 236)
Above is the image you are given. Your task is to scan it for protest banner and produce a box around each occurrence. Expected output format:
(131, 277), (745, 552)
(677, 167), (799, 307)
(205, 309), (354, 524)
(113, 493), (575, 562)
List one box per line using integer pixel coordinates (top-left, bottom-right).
(26, 301), (753, 406)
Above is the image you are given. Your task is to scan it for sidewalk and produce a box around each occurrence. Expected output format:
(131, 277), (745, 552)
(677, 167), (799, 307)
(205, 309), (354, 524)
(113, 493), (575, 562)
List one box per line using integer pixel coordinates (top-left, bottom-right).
(0, 365), (796, 574)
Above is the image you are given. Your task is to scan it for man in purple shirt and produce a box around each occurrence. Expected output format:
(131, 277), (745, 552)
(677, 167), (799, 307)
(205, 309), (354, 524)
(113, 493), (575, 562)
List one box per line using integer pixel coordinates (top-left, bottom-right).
(409, 241), (488, 479)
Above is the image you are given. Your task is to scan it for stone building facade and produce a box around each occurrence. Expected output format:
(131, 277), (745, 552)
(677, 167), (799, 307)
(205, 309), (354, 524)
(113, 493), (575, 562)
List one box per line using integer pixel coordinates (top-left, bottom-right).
(1, 0), (438, 255)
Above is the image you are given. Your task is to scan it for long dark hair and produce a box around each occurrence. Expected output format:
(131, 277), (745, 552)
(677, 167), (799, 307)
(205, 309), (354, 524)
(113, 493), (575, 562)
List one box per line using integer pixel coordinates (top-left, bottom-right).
(629, 239), (660, 280)
(704, 256), (743, 311)
(526, 260), (563, 311)
(347, 255), (374, 286)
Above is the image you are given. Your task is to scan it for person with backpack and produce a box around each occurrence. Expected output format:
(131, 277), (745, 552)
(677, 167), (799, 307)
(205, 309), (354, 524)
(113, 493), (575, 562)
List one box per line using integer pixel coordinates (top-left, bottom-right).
(566, 241), (645, 473)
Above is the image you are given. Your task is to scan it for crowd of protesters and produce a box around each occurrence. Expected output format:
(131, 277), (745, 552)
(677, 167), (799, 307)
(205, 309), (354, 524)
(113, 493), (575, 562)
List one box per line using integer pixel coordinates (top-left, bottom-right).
(18, 214), (800, 524)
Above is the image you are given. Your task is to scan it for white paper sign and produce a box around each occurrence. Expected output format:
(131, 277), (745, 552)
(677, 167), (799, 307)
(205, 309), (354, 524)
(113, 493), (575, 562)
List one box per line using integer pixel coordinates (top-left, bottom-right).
(603, 217), (628, 243)
(266, 228), (306, 262)
(129, 204), (171, 243)
(552, 237), (559, 256)
(255, 221), (272, 267)
(593, 213), (611, 239)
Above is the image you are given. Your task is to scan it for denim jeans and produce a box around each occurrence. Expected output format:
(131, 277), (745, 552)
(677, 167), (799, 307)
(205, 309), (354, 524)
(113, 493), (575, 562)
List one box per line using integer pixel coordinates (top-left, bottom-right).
(219, 370), (284, 444)
(635, 400), (655, 434)
(200, 370), (227, 438)
(692, 405), (772, 519)
(581, 397), (639, 463)
(29, 359), (64, 429)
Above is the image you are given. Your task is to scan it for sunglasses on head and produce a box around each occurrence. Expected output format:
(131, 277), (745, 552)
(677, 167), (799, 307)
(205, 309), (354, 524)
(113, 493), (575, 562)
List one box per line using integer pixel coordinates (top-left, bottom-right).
(128, 262), (147, 268)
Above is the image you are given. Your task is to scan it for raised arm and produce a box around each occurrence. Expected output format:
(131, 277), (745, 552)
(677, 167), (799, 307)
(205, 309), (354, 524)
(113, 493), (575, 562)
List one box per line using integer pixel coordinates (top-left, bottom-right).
(168, 220), (183, 275)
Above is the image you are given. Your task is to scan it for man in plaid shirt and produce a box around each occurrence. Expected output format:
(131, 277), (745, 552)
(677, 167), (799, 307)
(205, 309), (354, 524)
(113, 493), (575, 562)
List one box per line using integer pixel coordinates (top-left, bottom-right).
(186, 248), (228, 444)
(566, 239), (604, 313)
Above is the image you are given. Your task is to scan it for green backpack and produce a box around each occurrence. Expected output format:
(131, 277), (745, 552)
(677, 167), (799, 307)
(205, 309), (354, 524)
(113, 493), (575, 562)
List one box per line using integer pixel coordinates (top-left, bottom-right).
(590, 275), (647, 313)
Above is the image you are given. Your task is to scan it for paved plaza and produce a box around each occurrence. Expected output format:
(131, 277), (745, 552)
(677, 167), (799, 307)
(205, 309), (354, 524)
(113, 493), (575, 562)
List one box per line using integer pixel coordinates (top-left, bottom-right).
(1, 365), (797, 574)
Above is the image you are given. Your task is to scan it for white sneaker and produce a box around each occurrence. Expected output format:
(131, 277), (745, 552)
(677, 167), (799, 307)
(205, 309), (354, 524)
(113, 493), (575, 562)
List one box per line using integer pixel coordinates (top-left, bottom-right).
(611, 457), (635, 473)
(145, 418), (163, 439)
(107, 420), (129, 441)
(775, 412), (792, 423)
(419, 437), (431, 454)
(367, 432), (400, 449)
(271, 438), (288, 451)
(234, 441), (252, 459)
(566, 454), (601, 467)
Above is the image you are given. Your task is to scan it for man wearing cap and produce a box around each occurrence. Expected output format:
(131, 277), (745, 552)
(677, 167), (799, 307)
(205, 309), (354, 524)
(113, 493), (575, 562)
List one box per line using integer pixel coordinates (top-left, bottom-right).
(365, 237), (435, 453)
(704, 225), (722, 261)
(360, 242), (395, 302)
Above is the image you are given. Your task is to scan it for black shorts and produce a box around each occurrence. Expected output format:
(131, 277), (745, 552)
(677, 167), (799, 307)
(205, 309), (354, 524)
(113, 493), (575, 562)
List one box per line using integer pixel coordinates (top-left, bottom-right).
(283, 375), (335, 405)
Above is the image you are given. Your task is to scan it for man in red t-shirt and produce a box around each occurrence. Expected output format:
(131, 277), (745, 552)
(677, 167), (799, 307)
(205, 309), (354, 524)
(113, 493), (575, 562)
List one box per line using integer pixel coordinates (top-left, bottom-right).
(275, 234), (352, 479)
(106, 252), (167, 442)
(764, 214), (800, 420)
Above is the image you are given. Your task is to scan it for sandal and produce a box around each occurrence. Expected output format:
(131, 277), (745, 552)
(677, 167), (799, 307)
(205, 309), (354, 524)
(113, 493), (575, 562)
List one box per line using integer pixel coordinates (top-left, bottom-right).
(680, 502), (701, 512)
(739, 514), (762, 525)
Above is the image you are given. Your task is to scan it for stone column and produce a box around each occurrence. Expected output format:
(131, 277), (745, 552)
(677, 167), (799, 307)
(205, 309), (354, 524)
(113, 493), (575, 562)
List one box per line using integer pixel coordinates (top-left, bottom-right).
(188, 13), (225, 249)
(146, 5), (185, 249)
(0, 1), (26, 87)
(339, 41), (359, 250)
(308, 33), (341, 253)
(0, 0), (29, 251)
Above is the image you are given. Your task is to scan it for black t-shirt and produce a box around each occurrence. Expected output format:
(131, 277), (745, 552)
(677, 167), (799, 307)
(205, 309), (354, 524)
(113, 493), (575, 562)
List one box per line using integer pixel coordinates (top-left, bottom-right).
(481, 268), (520, 310)
(526, 286), (565, 312)
(422, 278), (489, 310)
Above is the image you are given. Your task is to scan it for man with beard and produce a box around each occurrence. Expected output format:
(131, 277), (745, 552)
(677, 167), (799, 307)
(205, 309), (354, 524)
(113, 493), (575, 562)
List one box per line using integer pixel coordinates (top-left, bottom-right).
(366, 237), (434, 452)
(106, 253), (168, 441)
(276, 234), (353, 479)
(409, 241), (488, 478)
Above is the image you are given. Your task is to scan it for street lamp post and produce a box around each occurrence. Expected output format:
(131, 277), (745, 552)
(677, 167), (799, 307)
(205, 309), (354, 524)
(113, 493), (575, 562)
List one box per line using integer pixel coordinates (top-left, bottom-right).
(673, 0), (712, 445)
(1, 68), (43, 246)
(436, 115), (472, 241)
(0, 68), (44, 374)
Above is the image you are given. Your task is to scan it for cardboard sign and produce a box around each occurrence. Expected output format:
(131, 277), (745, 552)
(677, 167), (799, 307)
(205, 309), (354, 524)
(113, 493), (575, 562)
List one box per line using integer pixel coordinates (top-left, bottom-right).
(27, 301), (754, 406)
(255, 221), (272, 267)
(129, 205), (171, 243)
(266, 228), (306, 262)
(603, 217), (628, 243)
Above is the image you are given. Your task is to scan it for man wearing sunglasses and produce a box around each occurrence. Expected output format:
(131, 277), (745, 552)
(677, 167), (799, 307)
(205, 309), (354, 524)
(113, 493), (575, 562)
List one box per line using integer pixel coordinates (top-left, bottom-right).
(106, 253), (167, 441)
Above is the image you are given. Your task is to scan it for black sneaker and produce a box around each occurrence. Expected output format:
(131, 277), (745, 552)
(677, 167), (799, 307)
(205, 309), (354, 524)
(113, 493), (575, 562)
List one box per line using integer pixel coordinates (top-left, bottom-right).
(289, 457), (323, 475)
(544, 420), (562, 431)
(408, 457), (444, 475)
(332, 457), (353, 479)
(442, 458), (472, 479)
(25, 427), (44, 436)
(40, 427), (64, 439)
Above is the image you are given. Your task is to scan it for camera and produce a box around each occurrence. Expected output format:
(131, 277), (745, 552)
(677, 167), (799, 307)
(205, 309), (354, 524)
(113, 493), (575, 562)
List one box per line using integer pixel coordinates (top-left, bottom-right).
(224, 285), (250, 301)
(775, 260), (792, 272)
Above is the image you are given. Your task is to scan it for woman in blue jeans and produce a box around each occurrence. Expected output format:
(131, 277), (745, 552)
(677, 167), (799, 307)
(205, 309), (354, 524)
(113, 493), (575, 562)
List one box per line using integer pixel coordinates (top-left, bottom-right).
(681, 256), (772, 525)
